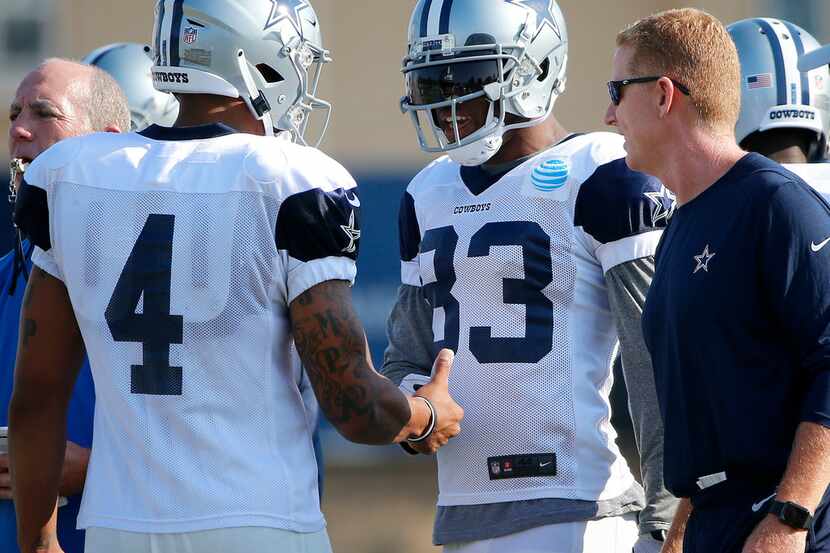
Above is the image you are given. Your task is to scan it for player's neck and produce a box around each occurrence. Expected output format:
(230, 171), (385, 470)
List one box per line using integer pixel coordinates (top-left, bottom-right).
(656, 128), (746, 206)
(483, 116), (569, 167)
(767, 146), (809, 164)
(174, 96), (265, 136)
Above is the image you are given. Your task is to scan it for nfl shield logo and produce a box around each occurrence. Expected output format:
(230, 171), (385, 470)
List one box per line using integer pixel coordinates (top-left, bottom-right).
(183, 27), (198, 44)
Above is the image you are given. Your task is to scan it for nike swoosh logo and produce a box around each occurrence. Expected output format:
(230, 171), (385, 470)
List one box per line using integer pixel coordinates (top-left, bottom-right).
(811, 237), (830, 252)
(346, 191), (360, 208)
(539, 461), (552, 468)
(751, 492), (776, 513)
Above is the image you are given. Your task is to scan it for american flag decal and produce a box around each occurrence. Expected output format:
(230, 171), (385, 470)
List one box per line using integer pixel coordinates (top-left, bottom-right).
(747, 73), (773, 90)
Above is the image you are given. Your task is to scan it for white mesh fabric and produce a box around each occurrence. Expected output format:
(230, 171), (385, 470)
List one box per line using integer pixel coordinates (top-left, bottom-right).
(409, 134), (636, 506)
(28, 130), (357, 533)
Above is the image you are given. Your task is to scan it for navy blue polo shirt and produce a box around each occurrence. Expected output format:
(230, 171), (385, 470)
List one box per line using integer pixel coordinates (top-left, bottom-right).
(0, 242), (95, 553)
(643, 153), (830, 498)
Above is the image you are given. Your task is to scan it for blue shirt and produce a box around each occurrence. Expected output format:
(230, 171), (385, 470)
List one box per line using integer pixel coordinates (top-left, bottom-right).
(643, 153), (830, 498)
(0, 242), (95, 553)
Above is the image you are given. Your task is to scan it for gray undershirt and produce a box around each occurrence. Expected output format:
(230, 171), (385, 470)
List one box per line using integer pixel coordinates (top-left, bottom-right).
(382, 256), (677, 545)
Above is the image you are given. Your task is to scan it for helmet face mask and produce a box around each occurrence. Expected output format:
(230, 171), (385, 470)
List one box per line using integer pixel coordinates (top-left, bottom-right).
(729, 17), (830, 161)
(401, 0), (568, 165)
(151, 0), (331, 146)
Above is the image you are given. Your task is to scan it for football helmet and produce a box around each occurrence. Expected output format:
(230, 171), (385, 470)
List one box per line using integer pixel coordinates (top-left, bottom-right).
(151, 0), (331, 145)
(83, 43), (180, 131)
(401, 0), (568, 166)
(728, 18), (830, 160)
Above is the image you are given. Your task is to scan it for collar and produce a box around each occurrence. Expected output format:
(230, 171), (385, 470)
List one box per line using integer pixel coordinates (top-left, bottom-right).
(139, 123), (238, 141)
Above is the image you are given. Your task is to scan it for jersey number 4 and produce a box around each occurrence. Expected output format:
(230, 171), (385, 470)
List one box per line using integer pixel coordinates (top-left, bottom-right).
(105, 214), (184, 395)
(421, 222), (554, 364)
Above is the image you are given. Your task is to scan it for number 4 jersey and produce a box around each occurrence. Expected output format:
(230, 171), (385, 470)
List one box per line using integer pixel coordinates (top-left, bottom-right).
(15, 124), (360, 534)
(395, 132), (671, 507)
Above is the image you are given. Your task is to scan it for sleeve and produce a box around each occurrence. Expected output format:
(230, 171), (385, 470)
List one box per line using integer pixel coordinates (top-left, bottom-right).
(574, 158), (671, 273)
(760, 183), (830, 427)
(275, 186), (361, 304)
(13, 168), (63, 281)
(605, 256), (678, 534)
(398, 191), (422, 287)
(380, 191), (433, 391)
(381, 284), (435, 392)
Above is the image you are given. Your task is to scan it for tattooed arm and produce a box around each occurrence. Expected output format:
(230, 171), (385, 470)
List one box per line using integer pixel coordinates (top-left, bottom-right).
(10, 267), (84, 553)
(290, 279), (462, 446)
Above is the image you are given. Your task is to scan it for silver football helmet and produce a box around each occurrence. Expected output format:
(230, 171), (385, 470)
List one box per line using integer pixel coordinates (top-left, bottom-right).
(151, 0), (331, 145)
(83, 43), (180, 131)
(401, 0), (568, 166)
(728, 18), (830, 160)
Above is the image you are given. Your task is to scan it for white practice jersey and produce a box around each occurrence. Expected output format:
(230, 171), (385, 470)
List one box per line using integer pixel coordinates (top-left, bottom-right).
(784, 162), (830, 201)
(399, 132), (672, 506)
(19, 124), (361, 533)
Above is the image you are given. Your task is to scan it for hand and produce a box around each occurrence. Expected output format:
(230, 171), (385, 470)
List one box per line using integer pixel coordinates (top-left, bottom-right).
(0, 441), (89, 500)
(0, 453), (10, 499)
(58, 441), (89, 497)
(32, 540), (64, 553)
(409, 349), (463, 454)
(741, 514), (807, 553)
(632, 534), (664, 553)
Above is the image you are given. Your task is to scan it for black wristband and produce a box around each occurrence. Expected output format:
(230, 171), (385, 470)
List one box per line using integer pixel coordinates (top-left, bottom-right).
(769, 499), (813, 530)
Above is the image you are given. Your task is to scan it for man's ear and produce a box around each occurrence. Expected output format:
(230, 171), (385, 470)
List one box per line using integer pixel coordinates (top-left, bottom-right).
(104, 124), (123, 134)
(656, 77), (677, 118)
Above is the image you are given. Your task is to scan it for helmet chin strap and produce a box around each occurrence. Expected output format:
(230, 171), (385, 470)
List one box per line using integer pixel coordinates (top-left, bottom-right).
(236, 50), (275, 137)
(448, 130), (504, 166)
(447, 90), (557, 167)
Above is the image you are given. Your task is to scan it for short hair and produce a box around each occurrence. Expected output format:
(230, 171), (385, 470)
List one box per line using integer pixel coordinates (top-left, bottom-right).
(39, 58), (131, 133)
(85, 65), (131, 132)
(616, 8), (741, 132)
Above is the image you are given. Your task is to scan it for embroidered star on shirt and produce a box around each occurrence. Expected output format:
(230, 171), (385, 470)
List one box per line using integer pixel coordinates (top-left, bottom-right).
(693, 244), (716, 274)
(340, 210), (360, 254)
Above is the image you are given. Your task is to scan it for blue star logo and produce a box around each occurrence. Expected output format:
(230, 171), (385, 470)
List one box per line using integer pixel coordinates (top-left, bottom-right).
(264, 0), (313, 33)
(505, 0), (562, 40)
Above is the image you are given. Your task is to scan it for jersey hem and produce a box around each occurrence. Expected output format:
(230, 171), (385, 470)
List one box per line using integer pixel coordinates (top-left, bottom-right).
(285, 256), (356, 303)
(436, 479), (637, 506)
(595, 230), (662, 274)
(77, 512), (326, 534)
(31, 252), (64, 282)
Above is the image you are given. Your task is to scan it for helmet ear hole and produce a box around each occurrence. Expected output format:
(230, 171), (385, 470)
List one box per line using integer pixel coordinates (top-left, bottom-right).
(256, 63), (284, 84)
(537, 58), (550, 82)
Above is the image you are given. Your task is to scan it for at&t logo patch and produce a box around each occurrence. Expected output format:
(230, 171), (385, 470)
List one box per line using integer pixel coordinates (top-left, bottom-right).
(531, 157), (570, 191)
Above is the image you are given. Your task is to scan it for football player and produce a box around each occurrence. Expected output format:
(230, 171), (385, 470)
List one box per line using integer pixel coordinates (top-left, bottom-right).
(82, 42), (180, 131)
(382, 1), (676, 551)
(8, 2), (462, 553)
(728, 18), (830, 199)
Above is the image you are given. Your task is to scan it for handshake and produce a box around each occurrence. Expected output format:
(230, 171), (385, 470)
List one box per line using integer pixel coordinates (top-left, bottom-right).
(398, 349), (465, 455)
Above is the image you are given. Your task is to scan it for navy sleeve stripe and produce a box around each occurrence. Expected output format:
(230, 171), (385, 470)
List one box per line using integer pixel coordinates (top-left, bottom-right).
(276, 187), (360, 262)
(13, 179), (51, 251)
(574, 158), (671, 245)
(399, 191), (421, 262)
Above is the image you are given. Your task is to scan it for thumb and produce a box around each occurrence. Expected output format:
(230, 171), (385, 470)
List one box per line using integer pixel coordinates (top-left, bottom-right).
(430, 348), (455, 386)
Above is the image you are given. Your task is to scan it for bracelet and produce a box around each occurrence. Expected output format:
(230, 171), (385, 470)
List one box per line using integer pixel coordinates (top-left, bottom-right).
(407, 396), (436, 443)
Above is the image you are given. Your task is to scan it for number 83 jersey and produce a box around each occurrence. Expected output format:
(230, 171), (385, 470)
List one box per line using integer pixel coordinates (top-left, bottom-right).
(399, 132), (670, 506)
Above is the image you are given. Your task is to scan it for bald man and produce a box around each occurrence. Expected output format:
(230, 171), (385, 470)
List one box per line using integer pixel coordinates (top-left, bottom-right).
(1, 58), (129, 553)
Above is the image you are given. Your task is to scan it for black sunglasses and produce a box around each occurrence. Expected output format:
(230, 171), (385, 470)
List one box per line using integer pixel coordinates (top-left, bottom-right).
(607, 76), (691, 105)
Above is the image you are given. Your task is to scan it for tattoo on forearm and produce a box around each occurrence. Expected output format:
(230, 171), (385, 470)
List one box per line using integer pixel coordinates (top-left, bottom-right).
(21, 319), (37, 348)
(291, 281), (409, 441)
